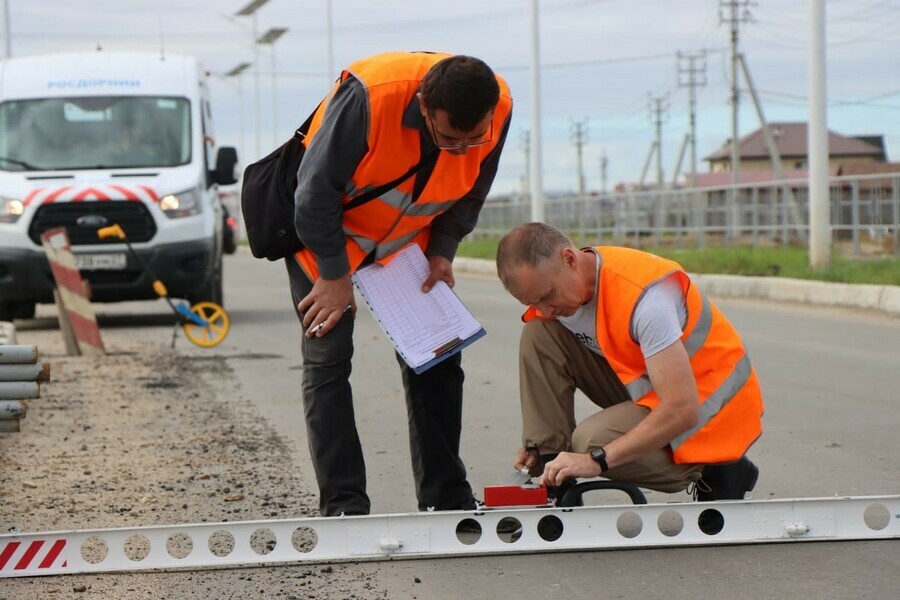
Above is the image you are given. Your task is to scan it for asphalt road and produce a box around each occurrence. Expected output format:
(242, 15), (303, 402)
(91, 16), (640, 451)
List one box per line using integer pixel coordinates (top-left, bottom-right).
(45, 250), (900, 599)
(217, 250), (900, 599)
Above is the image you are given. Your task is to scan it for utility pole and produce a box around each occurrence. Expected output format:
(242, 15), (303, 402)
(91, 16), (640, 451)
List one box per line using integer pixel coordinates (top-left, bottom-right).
(720, 0), (752, 185)
(570, 118), (589, 196)
(677, 51), (707, 188)
(649, 94), (669, 189)
(600, 151), (608, 195)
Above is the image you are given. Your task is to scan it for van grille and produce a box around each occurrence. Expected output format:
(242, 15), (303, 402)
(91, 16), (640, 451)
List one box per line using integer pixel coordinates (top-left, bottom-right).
(28, 201), (157, 245)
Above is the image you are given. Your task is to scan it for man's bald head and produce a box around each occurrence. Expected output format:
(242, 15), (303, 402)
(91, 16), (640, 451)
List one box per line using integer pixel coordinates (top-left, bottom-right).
(496, 222), (575, 291)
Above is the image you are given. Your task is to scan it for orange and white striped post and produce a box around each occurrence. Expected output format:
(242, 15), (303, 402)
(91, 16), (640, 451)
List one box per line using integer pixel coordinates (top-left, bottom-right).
(39, 228), (105, 356)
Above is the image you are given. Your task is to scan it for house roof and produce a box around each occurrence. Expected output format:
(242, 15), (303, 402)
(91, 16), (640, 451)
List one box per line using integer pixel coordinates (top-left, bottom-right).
(704, 122), (884, 161)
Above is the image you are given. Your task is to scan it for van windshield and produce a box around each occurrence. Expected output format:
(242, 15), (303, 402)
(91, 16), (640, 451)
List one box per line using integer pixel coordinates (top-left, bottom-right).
(0, 96), (192, 171)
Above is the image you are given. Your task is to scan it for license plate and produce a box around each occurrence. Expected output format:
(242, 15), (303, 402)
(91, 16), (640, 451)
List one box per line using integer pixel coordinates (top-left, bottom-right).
(74, 253), (128, 271)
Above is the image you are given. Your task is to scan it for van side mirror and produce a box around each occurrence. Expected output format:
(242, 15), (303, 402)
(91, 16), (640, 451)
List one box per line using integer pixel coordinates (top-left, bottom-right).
(211, 146), (238, 185)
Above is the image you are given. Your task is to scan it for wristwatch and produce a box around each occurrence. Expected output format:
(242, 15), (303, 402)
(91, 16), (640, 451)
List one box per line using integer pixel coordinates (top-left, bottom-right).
(589, 446), (609, 473)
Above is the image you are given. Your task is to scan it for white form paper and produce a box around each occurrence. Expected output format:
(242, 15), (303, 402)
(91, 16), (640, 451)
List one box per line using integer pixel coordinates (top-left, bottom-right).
(351, 244), (483, 370)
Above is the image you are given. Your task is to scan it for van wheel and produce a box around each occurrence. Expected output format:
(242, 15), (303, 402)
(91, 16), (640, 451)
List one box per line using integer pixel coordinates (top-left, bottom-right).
(0, 301), (34, 321)
(13, 301), (36, 320)
(188, 258), (224, 308)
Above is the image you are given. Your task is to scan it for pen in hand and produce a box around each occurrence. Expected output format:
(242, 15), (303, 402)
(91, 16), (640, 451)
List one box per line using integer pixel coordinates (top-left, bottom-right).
(308, 304), (352, 336)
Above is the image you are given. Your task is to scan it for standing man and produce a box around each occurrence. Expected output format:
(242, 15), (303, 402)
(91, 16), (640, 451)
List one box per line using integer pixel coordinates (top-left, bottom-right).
(288, 52), (512, 516)
(495, 223), (763, 511)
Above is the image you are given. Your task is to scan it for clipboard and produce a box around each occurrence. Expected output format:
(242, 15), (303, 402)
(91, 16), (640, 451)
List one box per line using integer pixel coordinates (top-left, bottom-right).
(351, 244), (487, 373)
(411, 327), (487, 374)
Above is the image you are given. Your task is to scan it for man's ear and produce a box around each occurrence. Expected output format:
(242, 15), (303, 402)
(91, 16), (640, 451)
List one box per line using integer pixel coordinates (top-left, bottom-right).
(416, 93), (427, 117)
(561, 246), (578, 270)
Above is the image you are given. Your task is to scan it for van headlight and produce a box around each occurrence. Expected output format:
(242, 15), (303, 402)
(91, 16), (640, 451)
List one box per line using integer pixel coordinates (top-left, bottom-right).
(159, 189), (202, 218)
(0, 197), (24, 223)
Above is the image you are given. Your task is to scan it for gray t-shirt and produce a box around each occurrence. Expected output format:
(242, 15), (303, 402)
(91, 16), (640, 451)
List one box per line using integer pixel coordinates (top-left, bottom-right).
(557, 254), (687, 359)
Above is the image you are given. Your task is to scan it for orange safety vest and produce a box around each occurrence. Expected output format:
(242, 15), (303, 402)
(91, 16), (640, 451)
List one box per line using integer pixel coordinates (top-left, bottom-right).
(293, 52), (513, 280)
(523, 247), (764, 465)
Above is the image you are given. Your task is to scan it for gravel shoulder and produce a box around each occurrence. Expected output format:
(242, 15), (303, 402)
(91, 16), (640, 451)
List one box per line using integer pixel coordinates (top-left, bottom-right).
(0, 326), (388, 599)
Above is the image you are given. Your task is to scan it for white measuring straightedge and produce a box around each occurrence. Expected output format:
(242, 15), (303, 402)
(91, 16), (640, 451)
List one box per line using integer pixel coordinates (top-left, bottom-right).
(1, 495), (897, 578)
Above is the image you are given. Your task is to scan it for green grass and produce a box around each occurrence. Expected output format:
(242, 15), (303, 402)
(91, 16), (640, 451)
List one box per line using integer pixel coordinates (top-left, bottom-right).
(457, 237), (900, 286)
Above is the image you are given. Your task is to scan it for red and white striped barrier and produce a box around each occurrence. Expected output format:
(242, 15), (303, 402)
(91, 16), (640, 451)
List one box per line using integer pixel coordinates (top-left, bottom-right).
(40, 228), (105, 356)
(0, 538), (68, 577)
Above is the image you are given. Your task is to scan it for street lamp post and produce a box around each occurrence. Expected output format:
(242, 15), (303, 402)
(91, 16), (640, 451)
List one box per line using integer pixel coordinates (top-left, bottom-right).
(2, 0), (10, 58)
(235, 0), (271, 159)
(257, 27), (288, 150)
(529, 0), (544, 223)
(326, 0), (334, 86)
(225, 62), (252, 160)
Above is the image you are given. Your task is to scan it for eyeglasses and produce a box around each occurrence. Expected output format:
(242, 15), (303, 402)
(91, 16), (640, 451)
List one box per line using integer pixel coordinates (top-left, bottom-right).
(426, 117), (492, 151)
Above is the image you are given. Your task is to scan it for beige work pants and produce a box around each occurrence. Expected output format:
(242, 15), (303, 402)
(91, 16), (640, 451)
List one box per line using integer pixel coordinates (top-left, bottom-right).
(520, 319), (703, 493)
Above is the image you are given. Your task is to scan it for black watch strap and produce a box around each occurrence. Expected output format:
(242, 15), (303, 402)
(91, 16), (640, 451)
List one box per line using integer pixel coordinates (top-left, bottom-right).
(590, 447), (609, 472)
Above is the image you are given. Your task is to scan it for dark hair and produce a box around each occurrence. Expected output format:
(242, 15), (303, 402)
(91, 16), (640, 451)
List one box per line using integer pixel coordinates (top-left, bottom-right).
(421, 55), (500, 131)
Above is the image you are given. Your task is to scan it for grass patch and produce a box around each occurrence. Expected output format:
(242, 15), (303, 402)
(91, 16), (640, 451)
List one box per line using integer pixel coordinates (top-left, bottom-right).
(457, 237), (900, 286)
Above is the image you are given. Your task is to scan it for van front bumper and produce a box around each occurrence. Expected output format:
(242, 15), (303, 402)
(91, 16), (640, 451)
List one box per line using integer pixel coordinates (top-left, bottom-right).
(0, 240), (216, 304)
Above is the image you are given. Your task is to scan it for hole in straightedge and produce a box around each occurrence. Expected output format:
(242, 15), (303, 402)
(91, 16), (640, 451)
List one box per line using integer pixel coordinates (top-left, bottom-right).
(537, 515), (564, 542)
(124, 534), (151, 561)
(496, 517), (523, 544)
(863, 503), (890, 531)
(698, 508), (725, 536)
(81, 536), (109, 564)
(208, 529), (235, 557)
(455, 518), (482, 545)
(291, 526), (318, 553)
(250, 528), (277, 555)
(616, 511), (643, 539)
(166, 532), (193, 559)
(657, 509), (685, 537)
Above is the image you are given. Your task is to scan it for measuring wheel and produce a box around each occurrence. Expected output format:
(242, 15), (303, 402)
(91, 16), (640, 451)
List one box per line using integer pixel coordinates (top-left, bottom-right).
(182, 301), (231, 347)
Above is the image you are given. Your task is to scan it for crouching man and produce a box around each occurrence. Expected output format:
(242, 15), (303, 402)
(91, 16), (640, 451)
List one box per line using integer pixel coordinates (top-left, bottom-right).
(495, 223), (764, 511)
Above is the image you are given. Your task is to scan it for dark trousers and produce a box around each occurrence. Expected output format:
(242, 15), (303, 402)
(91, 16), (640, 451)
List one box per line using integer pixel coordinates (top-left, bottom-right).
(286, 257), (474, 516)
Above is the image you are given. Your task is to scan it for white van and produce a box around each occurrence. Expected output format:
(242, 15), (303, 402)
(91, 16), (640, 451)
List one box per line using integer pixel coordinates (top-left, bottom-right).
(0, 51), (238, 320)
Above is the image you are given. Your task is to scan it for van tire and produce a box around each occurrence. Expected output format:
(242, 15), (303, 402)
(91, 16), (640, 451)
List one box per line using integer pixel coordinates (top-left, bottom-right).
(188, 257), (224, 308)
(0, 301), (35, 321)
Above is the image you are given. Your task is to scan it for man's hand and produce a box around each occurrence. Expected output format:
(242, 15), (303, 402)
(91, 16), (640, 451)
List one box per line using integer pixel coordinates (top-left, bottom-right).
(514, 447), (542, 476)
(539, 452), (601, 487)
(422, 255), (454, 292)
(298, 274), (355, 338)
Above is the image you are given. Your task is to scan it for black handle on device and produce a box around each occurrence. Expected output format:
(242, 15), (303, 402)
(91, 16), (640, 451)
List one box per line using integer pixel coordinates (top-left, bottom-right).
(558, 481), (648, 507)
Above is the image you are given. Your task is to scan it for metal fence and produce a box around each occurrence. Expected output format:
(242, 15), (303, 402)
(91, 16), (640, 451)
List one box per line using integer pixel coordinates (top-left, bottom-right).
(473, 172), (900, 256)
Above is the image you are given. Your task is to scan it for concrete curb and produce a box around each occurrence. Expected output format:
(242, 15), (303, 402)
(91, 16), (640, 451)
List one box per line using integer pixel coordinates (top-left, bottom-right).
(0, 321), (16, 345)
(453, 257), (900, 318)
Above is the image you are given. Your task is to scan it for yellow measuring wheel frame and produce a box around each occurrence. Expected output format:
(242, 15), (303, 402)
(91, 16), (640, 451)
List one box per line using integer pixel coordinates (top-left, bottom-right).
(182, 302), (230, 347)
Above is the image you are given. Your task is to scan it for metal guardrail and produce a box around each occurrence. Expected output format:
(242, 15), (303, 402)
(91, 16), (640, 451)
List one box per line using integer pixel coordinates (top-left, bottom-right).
(474, 172), (900, 256)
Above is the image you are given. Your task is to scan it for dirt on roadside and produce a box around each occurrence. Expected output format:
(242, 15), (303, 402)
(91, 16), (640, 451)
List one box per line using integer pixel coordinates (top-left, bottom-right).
(0, 332), (389, 599)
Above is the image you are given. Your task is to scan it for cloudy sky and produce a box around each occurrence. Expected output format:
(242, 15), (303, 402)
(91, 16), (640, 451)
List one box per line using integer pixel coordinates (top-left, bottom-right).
(8, 0), (900, 196)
